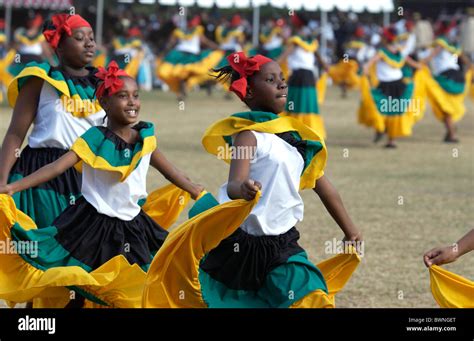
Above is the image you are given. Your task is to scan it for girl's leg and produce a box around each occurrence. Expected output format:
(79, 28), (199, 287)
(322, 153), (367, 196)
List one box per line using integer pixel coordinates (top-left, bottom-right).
(341, 83), (347, 98)
(373, 130), (384, 143)
(65, 295), (85, 309)
(177, 80), (187, 101)
(443, 114), (459, 143)
(385, 137), (397, 148)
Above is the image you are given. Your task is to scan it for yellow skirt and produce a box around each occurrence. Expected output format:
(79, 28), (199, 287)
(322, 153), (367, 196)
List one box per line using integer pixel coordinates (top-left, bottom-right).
(158, 50), (224, 94)
(0, 185), (190, 308)
(357, 69), (428, 138)
(143, 192), (360, 308)
(317, 72), (328, 105)
(425, 68), (472, 122)
(329, 60), (360, 89)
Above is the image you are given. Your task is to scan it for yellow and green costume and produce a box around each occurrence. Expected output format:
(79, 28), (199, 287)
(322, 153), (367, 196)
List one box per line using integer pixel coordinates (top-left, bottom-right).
(144, 111), (360, 308)
(282, 36), (326, 138)
(158, 26), (223, 94)
(425, 37), (472, 123)
(0, 123), (191, 308)
(358, 48), (427, 137)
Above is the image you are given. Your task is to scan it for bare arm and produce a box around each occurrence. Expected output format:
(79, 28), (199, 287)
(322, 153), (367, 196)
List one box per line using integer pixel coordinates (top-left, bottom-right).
(315, 50), (329, 71)
(459, 52), (472, 68)
(405, 55), (422, 69)
(226, 131), (261, 200)
(421, 45), (442, 64)
(313, 175), (362, 241)
(200, 35), (219, 50)
(150, 148), (203, 199)
(363, 53), (381, 75)
(0, 151), (79, 195)
(0, 77), (43, 185)
(276, 44), (295, 65)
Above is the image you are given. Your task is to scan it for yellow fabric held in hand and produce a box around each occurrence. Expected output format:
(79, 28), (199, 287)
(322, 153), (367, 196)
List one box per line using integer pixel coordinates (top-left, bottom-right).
(142, 184), (191, 229)
(142, 191), (262, 308)
(429, 265), (474, 308)
(290, 245), (361, 308)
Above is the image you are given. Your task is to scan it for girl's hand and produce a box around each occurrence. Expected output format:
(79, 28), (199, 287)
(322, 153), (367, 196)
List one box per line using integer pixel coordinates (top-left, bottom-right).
(0, 184), (13, 195)
(343, 231), (363, 243)
(191, 184), (205, 200)
(423, 245), (458, 267)
(240, 179), (261, 201)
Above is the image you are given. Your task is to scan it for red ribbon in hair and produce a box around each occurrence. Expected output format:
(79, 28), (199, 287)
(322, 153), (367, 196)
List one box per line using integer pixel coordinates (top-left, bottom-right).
(43, 14), (91, 49)
(227, 52), (272, 100)
(382, 27), (397, 43)
(95, 61), (129, 99)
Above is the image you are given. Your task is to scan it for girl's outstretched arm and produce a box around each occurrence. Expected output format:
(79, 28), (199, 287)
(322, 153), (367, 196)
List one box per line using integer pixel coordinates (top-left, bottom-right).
(363, 53), (380, 75)
(313, 175), (362, 242)
(424, 229), (474, 267)
(276, 44), (295, 65)
(150, 148), (204, 199)
(0, 151), (79, 195)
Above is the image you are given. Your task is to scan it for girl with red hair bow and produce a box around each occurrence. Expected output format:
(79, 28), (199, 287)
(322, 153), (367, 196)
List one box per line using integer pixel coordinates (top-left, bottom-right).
(148, 52), (362, 308)
(0, 13), (106, 229)
(0, 62), (204, 308)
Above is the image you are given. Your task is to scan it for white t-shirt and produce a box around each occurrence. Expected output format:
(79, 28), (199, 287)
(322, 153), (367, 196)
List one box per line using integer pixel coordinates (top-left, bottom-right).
(218, 131), (304, 236)
(28, 82), (105, 149)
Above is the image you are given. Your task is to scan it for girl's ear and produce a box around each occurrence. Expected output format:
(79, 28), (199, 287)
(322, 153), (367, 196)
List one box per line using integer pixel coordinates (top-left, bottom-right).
(245, 86), (254, 100)
(98, 96), (108, 110)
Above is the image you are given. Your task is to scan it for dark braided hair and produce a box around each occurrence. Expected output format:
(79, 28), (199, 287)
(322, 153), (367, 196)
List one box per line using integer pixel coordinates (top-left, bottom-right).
(211, 65), (241, 86)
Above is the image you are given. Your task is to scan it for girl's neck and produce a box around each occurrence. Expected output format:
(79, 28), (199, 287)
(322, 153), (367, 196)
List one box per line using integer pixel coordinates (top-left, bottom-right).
(59, 63), (88, 77)
(107, 121), (137, 144)
(248, 105), (276, 114)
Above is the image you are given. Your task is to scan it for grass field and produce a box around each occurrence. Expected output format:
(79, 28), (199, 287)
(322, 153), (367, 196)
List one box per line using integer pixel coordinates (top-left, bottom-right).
(0, 84), (472, 308)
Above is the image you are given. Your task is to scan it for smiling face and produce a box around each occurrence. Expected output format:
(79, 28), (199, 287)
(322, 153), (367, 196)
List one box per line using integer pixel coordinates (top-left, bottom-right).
(56, 27), (96, 68)
(245, 61), (288, 114)
(99, 77), (140, 126)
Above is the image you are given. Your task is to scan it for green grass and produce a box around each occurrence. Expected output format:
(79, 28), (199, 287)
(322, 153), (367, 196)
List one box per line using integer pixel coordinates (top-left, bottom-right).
(0, 85), (472, 307)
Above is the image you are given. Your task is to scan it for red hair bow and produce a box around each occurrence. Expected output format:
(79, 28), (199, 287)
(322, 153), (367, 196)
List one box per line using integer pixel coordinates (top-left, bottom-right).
(227, 52), (272, 101)
(95, 61), (129, 99)
(43, 14), (91, 49)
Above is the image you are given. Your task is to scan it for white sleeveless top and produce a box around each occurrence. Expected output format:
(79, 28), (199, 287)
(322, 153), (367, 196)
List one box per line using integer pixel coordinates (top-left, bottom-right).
(376, 59), (403, 82)
(431, 48), (460, 76)
(263, 35), (283, 50)
(81, 153), (151, 221)
(219, 28), (244, 51)
(28, 82), (105, 149)
(218, 131), (304, 236)
(175, 35), (200, 55)
(287, 46), (315, 72)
